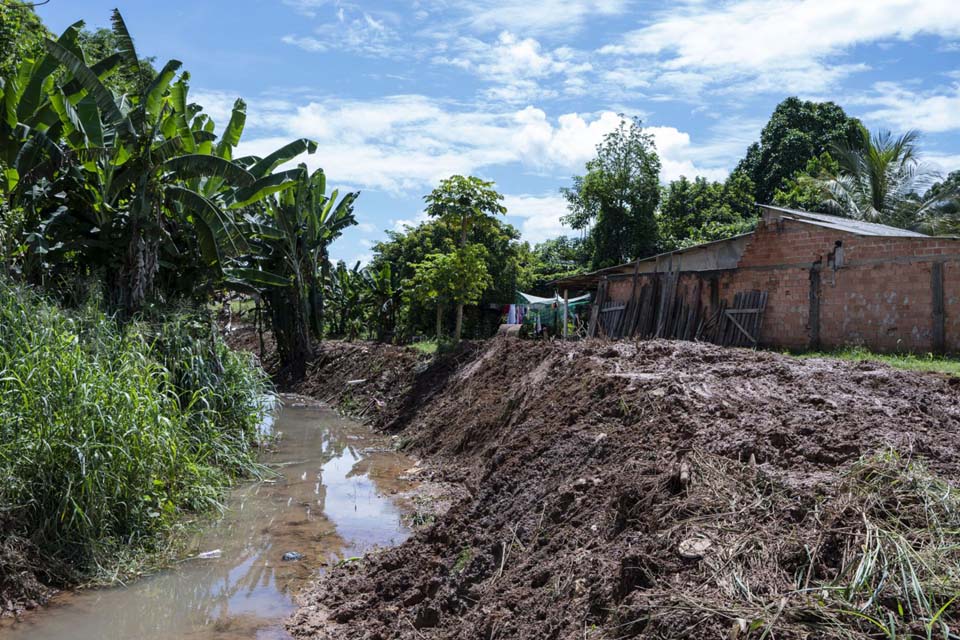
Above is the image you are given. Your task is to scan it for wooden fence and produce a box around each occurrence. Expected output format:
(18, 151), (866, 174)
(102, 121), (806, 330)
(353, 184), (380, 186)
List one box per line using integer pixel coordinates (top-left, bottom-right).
(586, 271), (767, 347)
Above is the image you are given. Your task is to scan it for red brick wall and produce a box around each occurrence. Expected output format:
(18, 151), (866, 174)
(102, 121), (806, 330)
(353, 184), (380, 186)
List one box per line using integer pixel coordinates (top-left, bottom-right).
(600, 217), (960, 353)
(733, 219), (960, 352)
(947, 261), (960, 353)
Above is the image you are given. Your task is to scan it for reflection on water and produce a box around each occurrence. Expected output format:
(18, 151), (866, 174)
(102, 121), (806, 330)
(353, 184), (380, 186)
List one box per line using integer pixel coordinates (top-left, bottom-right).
(0, 401), (415, 640)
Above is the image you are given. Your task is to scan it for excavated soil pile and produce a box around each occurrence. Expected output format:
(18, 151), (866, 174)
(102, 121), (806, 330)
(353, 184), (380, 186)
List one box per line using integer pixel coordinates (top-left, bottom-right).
(289, 338), (960, 639)
(225, 325), (470, 428)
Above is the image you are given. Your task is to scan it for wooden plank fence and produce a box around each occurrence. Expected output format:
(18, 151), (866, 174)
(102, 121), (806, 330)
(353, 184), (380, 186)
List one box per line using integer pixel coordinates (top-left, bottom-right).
(587, 275), (767, 348)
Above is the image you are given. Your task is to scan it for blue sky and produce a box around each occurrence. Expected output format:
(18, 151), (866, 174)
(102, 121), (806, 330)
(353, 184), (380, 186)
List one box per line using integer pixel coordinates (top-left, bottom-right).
(38, 1), (960, 264)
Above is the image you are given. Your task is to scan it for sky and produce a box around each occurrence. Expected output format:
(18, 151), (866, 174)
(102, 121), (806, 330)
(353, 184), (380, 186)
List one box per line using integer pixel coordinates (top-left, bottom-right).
(37, 0), (960, 265)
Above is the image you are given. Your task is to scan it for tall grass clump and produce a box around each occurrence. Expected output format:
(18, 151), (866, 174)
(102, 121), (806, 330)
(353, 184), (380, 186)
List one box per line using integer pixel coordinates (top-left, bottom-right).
(0, 282), (271, 579)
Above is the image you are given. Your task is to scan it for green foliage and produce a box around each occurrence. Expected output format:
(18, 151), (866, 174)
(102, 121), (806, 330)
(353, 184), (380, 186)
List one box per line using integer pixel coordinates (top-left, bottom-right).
(0, 282), (270, 572)
(423, 175), (506, 341)
(658, 170), (757, 250)
(371, 215), (524, 340)
(424, 175), (507, 245)
(562, 116), (661, 269)
(406, 245), (492, 308)
(924, 170), (960, 234)
(227, 163), (357, 371)
(404, 245), (492, 342)
(519, 235), (591, 292)
(736, 97), (863, 205)
(772, 152), (839, 212)
(77, 26), (157, 97)
(0, 0), (51, 80)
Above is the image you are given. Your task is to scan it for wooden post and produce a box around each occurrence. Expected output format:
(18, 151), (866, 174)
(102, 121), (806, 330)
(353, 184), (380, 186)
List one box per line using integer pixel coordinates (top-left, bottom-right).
(587, 279), (607, 338)
(563, 288), (569, 340)
(932, 262), (945, 354)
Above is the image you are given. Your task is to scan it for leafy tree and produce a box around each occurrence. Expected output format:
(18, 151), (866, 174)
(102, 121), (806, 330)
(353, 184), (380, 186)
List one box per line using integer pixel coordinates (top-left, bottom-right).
(325, 260), (364, 340)
(772, 152), (839, 212)
(736, 97), (863, 205)
(227, 164), (357, 374)
(78, 26), (156, 97)
(562, 116), (661, 269)
(40, 17), (260, 313)
(404, 245), (492, 343)
(658, 170), (756, 249)
(519, 235), (591, 292)
(923, 170), (960, 233)
(370, 216), (524, 341)
(362, 261), (401, 342)
(820, 128), (956, 231)
(423, 175), (506, 341)
(0, 0), (51, 79)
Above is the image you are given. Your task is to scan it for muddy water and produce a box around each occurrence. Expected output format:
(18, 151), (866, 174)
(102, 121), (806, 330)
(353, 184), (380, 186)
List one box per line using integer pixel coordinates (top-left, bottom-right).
(0, 400), (416, 640)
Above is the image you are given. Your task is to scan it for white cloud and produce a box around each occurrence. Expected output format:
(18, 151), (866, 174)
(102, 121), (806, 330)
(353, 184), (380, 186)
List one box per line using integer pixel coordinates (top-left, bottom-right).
(391, 210), (430, 232)
(282, 9), (403, 57)
(235, 97), (624, 191)
(647, 126), (729, 183)
(502, 194), (572, 243)
(857, 82), (960, 133)
(435, 32), (592, 102)
(924, 154), (960, 176)
(602, 0), (960, 96)
(457, 0), (629, 36)
(281, 0), (331, 18)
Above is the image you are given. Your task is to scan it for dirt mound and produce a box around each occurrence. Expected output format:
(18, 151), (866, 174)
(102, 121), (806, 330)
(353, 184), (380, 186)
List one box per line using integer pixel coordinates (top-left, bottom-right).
(225, 325), (468, 428)
(0, 534), (55, 618)
(288, 338), (960, 639)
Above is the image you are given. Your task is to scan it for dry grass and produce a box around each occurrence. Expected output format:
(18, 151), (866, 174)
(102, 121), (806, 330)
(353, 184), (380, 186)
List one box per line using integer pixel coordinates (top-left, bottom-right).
(616, 451), (960, 639)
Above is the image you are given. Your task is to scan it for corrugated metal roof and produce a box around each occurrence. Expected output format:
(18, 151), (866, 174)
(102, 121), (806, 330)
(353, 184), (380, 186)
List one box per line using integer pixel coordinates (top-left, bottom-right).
(550, 205), (939, 289)
(759, 205), (929, 237)
(549, 233), (753, 288)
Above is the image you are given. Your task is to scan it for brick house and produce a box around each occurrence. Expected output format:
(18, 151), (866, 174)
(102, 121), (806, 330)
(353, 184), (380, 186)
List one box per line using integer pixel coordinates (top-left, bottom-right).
(553, 205), (960, 353)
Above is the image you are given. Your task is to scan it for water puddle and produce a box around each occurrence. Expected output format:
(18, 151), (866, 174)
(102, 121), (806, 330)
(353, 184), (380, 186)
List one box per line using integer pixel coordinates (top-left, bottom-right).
(0, 400), (416, 640)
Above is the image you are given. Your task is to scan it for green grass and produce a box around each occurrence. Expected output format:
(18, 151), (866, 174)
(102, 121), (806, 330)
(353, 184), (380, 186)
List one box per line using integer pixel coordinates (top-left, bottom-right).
(0, 283), (271, 581)
(410, 339), (438, 355)
(792, 346), (960, 377)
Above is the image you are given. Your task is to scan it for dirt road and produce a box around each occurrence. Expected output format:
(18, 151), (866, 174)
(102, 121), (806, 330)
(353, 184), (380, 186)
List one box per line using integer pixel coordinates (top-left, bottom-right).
(284, 338), (960, 639)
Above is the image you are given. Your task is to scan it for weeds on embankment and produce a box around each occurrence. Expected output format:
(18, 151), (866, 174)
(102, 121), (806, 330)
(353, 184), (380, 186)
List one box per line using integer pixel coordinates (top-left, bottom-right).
(793, 347), (960, 378)
(0, 283), (271, 594)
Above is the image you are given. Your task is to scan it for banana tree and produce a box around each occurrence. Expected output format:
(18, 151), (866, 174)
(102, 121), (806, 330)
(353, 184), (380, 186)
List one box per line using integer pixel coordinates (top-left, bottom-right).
(0, 20), (121, 279)
(326, 260), (365, 339)
(361, 262), (400, 342)
(226, 164), (358, 374)
(36, 10), (265, 313)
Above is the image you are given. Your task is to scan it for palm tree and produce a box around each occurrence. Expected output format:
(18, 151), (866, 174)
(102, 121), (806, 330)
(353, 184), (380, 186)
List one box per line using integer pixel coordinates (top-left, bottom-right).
(821, 128), (953, 231)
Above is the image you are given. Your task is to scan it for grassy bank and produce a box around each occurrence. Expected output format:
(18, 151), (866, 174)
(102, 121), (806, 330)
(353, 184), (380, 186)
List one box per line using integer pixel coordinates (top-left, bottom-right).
(0, 283), (271, 600)
(793, 347), (960, 377)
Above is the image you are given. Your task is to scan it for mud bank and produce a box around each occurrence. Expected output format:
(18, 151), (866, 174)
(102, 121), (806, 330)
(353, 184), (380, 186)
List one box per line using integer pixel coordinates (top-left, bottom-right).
(284, 338), (960, 639)
(225, 326), (469, 430)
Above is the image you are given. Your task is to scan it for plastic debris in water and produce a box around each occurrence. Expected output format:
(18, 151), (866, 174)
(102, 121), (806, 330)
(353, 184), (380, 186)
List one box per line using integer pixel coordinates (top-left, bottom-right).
(282, 551), (304, 561)
(196, 549), (222, 559)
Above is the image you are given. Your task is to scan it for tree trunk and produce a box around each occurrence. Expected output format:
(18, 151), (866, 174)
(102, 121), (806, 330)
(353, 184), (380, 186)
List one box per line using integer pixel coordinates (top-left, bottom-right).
(453, 215), (468, 342)
(268, 287), (311, 380)
(306, 275), (323, 339)
(118, 219), (159, 317)
(454, 303), (463, 342)
(436, 304), (443, 344)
